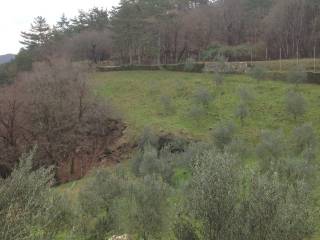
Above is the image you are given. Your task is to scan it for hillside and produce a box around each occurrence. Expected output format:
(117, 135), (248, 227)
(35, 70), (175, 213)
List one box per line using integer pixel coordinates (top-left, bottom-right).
(0, 54), (15, 64)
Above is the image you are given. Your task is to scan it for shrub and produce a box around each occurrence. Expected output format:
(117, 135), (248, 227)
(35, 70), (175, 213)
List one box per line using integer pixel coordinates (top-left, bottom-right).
(0, 150), (70, 240)
(256, 130), (285, 172)
(292, 124), (317, 157)
(173, 215), (199, 240)
(160, 95), (175, 115)
(213, 72), (224, 86)
(284, 91), (307, 120)
(175, 79), (187, 97)
(211, 121), (236, 151)
(117, 174), (170, 240)
(137, 127), (159, 150)
(188, 149), (242, 240)
(193, 88), (213, 109)
(187, 145), (317, 240)
(187, 104), (206, 124)
(235, 102), (249, 126)
(248, 65), (267, 81)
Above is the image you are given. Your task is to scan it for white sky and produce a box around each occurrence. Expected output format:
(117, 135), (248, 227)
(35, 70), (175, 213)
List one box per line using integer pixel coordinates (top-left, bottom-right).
(0, 0), (120, 55)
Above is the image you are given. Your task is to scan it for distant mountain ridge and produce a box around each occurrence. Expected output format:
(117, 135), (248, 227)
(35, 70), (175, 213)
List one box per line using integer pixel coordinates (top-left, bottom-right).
(0, 54), (15, 64)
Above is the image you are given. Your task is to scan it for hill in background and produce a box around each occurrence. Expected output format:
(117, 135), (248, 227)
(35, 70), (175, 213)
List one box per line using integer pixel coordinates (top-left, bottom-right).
(0, 54), (15, 64)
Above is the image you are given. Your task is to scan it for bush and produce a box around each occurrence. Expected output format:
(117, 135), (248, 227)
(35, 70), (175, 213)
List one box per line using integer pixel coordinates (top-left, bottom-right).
(213, 72), (224, 86)
(160, 95), (175, 115)
(187, 104), (206, 124)
(117, 175), (170, 240)
(173, 215), (199, 240)
(0, 150), (70, 240)
(256, 130), (285, 172)
(234, 102), (249, 126)
(248, 65), (267, 81)
(211, 121), (236, 151)
(292, 124), (317, 157)
(193, 88), (213, 108)
(284, 91), (307, 120)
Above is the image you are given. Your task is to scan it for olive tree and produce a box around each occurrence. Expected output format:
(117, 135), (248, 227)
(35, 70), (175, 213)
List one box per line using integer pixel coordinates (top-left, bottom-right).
(115, 174), (170, 240)
(248, 65), (267, 82)
(235, 102), (249, 126)
(188, 149), (242, 240)
(193, 88), (213, 109)
(77, 167), (126, 239)
(211, 121), (236, 151)
(0, 150), (70, 240)
(256, 130), (286, 173)
(292, 124), (317, 159)
(285, 91), (307, 121)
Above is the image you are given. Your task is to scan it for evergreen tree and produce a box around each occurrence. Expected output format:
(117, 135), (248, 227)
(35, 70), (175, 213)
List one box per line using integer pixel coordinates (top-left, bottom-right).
(20, 16), (51, 49)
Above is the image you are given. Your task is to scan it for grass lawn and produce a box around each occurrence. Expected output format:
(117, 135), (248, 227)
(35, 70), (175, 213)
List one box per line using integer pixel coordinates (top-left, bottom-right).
(93, 70), (320, 142)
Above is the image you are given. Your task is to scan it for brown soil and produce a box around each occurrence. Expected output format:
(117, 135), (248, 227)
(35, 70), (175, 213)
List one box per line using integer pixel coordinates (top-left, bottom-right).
(56, 120), (134, 183)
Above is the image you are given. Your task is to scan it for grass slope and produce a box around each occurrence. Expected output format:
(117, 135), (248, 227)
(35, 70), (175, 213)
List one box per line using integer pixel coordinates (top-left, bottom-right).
(94, 70), (320, 142)
(59, 70), (320, 239)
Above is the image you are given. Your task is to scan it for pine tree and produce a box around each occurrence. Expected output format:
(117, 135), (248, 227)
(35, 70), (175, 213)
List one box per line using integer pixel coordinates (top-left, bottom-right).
(20, 16), (51, 49)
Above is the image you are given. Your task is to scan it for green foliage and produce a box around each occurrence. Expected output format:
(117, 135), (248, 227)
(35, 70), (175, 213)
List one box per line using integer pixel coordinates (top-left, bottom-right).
(285, 91), (307, 120)
(235, 102), (249, 126)
(202, 44), (252, 61)
(116, 174), (170, 240)
(188, 149), (242, 240)
(77, 168), (125, 239)
(95, 71), (320, 138)
(211, 121), (236, 151)
(187, 104), (206, 124)
(292, 123), (317, 158)
(131, 144), (175, 184)
(213, 72), (224, 86)
(248, 65), (267, 81)
(0, 150), (70, 240)
(256, 130), (286, 172)
(187, 145), (317, 240)
(193, 88), (213, 109)
(173, 215), (199, 240)
(160, 95), (175, 115)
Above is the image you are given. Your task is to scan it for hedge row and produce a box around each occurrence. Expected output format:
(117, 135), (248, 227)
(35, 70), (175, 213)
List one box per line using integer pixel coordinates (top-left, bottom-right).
(266, 71), (320, 84)
(97, 63), (205, 73)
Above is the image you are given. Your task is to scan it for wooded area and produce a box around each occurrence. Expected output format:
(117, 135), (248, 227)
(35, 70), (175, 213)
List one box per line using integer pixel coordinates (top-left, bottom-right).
(13, 0), (320, 67)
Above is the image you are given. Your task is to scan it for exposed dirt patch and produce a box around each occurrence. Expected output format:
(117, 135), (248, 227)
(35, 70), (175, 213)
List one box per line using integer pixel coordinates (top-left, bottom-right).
(56, 120), (134, 183)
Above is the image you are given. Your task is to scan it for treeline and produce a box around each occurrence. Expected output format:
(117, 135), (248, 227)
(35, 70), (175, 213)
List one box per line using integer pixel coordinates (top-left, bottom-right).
(14, 0), (320, 67)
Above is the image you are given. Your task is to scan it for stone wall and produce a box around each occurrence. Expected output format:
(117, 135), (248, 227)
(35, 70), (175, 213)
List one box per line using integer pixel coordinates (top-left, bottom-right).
(203, 62), (248, 73)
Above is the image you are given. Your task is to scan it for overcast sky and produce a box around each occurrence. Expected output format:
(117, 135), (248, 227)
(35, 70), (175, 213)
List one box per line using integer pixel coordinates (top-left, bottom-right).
(0, 0), (120, 55)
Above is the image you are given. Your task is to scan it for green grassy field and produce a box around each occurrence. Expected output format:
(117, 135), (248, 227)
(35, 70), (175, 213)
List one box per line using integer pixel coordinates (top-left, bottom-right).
(93, 70), (320, 142)
(253, 58), (320, 72)
(58, 70), (320, 239)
